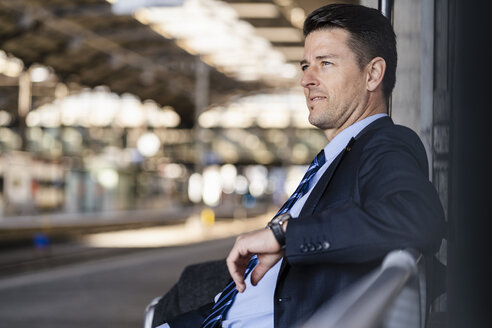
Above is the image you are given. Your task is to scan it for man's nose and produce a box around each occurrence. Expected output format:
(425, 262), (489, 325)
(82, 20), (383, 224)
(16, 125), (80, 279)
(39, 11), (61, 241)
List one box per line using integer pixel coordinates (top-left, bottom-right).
(300, 69), (319, 88)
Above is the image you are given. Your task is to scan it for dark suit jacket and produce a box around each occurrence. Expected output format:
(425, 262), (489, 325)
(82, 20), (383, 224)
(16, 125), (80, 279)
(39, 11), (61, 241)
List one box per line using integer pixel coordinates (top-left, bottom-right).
(168, 117), (445, 328)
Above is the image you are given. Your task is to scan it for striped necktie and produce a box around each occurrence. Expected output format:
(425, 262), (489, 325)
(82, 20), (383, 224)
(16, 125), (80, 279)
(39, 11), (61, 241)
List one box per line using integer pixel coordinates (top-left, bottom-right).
(200, 150), (325, 328)
(200, 255), (258, 328)
(275, 149), (326, 216)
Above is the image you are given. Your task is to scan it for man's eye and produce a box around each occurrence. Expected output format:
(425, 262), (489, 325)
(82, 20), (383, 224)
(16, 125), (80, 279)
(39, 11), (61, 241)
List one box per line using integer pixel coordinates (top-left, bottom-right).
(322, 61), (332, 66)
(301, 65), (308, 71)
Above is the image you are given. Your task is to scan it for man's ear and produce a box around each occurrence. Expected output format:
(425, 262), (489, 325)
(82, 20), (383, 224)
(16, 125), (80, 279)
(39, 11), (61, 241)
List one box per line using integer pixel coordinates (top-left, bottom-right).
(366, 57), (386, 92)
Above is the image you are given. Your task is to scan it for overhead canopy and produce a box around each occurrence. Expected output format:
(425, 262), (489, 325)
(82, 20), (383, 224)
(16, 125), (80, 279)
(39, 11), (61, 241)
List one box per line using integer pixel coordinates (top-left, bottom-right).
(0, 0), (269, 127)
(0, 0), (349, 128)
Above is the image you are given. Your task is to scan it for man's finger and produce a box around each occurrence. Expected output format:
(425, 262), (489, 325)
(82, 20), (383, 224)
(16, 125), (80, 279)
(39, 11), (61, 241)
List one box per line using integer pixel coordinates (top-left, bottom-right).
(226, 259), (245, 291)
(250, 254), (283, 286)
(250, 262), (270, 286)
(226, 249), (250, 292)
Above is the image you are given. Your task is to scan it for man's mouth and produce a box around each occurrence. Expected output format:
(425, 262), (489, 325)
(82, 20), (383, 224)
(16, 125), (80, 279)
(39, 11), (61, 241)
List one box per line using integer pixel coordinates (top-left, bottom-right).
(309, 96), (326, 101)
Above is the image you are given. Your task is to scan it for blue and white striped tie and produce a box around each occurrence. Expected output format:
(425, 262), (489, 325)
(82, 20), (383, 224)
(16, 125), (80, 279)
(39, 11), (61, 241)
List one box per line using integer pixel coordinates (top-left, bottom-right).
(275, 149), (326, 216)
(200, 150), (325, 328)
(200, 255), (258, 328)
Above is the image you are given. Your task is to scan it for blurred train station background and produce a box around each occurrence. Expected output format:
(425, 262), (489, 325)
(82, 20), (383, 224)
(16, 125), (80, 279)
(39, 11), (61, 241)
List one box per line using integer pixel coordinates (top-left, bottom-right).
(0, 0), (490, 327)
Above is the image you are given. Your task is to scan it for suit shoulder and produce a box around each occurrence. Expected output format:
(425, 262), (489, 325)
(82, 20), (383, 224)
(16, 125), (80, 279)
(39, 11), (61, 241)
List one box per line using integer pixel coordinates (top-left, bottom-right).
(361, 123), (425, 150)
(357, 123), (429, 174)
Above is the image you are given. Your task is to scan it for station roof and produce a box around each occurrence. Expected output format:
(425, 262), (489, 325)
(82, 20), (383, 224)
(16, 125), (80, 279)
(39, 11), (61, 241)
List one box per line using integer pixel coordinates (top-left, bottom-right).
(0, 0), (348, 128)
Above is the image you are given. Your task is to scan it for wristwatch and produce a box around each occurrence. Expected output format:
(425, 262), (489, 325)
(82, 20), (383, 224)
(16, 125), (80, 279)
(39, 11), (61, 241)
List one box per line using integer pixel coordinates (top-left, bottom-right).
(267, 213), (291, 248)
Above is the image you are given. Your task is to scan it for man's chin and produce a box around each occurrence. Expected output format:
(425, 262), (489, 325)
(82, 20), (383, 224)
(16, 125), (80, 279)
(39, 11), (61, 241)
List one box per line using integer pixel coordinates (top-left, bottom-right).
(308, 116), (331, 130)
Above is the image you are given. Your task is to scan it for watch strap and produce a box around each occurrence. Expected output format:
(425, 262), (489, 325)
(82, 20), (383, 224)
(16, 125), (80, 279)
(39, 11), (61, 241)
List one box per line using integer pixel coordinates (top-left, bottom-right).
(268, 219), (287, 247)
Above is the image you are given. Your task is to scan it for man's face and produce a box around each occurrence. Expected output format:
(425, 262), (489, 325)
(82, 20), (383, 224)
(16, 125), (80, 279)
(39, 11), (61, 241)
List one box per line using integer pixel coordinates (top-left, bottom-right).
(300, 28), (369, 135)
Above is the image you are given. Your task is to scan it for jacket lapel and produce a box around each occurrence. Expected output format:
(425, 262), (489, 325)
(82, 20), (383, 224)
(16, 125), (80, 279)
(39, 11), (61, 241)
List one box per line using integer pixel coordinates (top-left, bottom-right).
(299, 137), (355, 216)
(299, 116), (394, 216)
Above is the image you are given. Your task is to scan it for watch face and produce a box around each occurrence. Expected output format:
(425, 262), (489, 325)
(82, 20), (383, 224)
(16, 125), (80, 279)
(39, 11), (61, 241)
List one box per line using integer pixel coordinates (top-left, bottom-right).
(273, 213), (289, 224)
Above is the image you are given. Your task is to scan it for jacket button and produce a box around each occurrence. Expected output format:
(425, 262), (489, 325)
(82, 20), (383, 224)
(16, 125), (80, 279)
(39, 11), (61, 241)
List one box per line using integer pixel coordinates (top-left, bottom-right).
(307, 243), (315, 252)
(315, 242), (323, 251)
(322, 241), (330, 250)
(300, 244), (308, 253)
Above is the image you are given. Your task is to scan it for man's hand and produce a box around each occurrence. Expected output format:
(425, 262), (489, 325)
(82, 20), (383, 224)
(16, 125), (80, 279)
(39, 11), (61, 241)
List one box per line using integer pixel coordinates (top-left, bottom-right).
(226, 227), (285, 293)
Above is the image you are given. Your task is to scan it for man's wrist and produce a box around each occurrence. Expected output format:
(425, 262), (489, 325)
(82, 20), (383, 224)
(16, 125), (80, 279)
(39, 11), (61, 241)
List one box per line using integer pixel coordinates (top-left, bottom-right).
(267, 213), (291, 248)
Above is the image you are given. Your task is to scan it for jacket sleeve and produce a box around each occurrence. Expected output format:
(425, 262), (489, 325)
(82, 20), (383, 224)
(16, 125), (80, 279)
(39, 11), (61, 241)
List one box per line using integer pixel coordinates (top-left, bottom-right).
(285, 130), (445, 265)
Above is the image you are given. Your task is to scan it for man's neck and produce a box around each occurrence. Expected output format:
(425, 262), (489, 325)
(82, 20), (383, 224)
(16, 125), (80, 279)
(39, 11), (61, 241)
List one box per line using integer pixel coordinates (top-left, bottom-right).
(324, 99), (387, 141)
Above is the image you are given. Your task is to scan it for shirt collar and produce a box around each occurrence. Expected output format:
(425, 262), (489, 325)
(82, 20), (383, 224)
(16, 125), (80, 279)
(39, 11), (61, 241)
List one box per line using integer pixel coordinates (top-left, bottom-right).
(323, 113), (388, 160)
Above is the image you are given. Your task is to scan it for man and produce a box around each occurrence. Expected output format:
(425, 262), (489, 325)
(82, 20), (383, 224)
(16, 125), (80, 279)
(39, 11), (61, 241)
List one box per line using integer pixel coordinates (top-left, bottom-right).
(162, 4), (444, 328)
